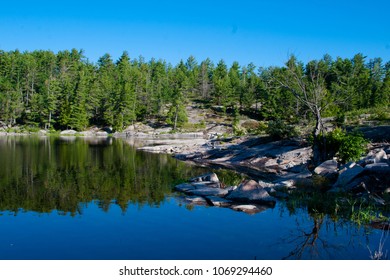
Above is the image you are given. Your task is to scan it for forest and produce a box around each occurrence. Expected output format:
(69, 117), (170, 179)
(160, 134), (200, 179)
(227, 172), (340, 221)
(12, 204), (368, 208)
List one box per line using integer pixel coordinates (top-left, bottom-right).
(0, 49), (389, 132)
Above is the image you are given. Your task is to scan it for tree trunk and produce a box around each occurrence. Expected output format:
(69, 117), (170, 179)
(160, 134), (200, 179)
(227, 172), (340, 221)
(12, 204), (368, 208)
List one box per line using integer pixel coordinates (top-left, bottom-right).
(312, 109), (324, 166)
(173, 105), (178, 131)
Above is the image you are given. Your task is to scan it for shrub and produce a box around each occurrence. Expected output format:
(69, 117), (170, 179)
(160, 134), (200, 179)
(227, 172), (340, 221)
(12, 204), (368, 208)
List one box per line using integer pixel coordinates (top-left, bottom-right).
(241, 120), (260, 133)
(233, 124), (247, 136)
(266, 119), (299, 140)
(325, 128), (368, 163)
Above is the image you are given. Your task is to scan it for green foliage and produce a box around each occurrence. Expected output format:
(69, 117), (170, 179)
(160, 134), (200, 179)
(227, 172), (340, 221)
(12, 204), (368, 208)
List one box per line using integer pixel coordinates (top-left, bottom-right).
(266, 119), (299, 140)
(0, 49), (389, 132)
(232, 124), (247, 136)
(166, 104), (188, 129)
(0, 137), (216, 214)
(324, 128), (368, 163)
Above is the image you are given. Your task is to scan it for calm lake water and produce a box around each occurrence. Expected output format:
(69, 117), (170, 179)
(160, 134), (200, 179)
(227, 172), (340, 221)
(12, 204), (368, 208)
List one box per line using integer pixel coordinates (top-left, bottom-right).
(0, 136), (388, 260)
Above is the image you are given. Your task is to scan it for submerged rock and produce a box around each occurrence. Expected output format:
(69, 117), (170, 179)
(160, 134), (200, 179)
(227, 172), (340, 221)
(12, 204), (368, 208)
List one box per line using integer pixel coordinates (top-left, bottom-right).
(230, 204), (268, 215)
(184, 196), (208, 205)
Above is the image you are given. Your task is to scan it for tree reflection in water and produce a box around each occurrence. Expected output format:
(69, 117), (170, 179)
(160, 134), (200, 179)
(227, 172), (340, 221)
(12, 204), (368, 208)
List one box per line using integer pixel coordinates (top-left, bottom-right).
(282, 215), (326, 259)
(0, 136), (209, 215)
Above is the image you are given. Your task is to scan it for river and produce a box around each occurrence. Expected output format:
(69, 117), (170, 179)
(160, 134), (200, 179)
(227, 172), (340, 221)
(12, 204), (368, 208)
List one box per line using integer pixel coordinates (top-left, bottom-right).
(0, 136), (387, 259)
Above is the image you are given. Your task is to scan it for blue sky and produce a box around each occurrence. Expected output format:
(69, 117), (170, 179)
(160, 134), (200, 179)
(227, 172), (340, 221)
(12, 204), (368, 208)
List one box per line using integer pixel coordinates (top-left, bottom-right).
(1, 0), (389, 67)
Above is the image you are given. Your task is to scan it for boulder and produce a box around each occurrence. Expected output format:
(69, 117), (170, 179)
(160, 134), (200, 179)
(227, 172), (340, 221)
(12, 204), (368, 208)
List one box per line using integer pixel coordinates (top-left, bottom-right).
(374, 149), (388, 163)
(189, 172), (219, 183)
(205, 196), (232, 207)
(96, 131), (109, 137)
(38, 130), (47, 135)
(60, 129), (77, 135)
(174, 183), (196, 193)
(188, 187), (228, 197)
(314, 160), (338, 177)
(333, 165), (364, 189)
(258, 181), (276, 193)
(272, 169), (312, 189)
(226, 180), (276, 204)
(339, 161), (356, 173)
(343, 175), (371, 192)
(190, 181), (220, 189)
(80, 130), (94, 136)
(364, 162), (390, 174)
(358, 149), (389, 166)
(287, 164), (310, 174)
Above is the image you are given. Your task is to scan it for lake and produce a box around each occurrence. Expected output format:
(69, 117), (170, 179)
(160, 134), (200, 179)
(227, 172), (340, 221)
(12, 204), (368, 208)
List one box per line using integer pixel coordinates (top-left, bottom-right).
(0, 136), (388, 260)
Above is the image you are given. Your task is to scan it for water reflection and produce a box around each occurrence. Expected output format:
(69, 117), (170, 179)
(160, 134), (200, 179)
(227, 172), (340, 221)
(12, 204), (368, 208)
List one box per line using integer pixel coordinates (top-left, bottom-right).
(0, 136), (209, 215)
(0, 136), (388, 260)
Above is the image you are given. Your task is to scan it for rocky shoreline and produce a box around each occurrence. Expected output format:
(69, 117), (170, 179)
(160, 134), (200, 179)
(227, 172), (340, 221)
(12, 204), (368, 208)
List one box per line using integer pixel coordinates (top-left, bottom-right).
(174, 172), (276, 214)
(172, 135), (390, 216)
(2, 124), (390, 212)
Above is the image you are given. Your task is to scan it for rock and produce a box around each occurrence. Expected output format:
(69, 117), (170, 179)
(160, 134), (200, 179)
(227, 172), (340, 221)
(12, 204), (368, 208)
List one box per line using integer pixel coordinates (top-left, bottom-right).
(258, 180), (275, 189)
(80, 130), (94, 136)
(190, 181), (221, 189)
(188, 187), (228, 197)
(314, 160), (338, 177)
(274, 180), (295, 189)
(358, 149), (389, 167)
(339, 161), (356, 173)
(205, 196), (232, 207)
(189, 172), (219, 183)
(264, 158), (278, 167)
(368, 194), (386, 206)
(226, 180), (276, 204)
(38, 130), (47, 135)
(364, 162), (390, 173)
(288, 164), (310, 173)
(278, 146), (312, 165)
(174, 183), (196, 192)
(374, 149), (388, 163)
(257, 181), (274, 188)
(184, 196), (208, 205)
(239, 180), (260, 191)
(343, 176), (371, 192)
(333, 165), (364, 189)
(224, 185), (237, 192)
(230, 204), (268, 215)
(272, 169), (312, 189)
(96, 131), (108, 137)
(60, 129), (77, 135)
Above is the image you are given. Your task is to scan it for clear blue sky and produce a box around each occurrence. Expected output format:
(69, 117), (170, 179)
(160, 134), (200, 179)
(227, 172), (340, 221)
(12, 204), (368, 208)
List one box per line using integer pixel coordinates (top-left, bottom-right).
(1, 0), (389, 67)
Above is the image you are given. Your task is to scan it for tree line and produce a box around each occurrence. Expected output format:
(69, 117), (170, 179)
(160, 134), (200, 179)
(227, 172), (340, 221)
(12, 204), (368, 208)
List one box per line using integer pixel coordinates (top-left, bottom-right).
(0, 49), (389, 131)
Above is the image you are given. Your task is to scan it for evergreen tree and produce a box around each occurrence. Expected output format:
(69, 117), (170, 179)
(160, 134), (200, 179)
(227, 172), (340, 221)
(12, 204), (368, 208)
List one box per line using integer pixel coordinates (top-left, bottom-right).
(166, 61), (188, 130)
(114, 51), (137, 131)
(212, 59), (231, 109)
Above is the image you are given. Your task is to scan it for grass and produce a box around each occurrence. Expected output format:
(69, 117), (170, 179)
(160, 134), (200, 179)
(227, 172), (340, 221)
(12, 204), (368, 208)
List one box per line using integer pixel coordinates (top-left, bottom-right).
(282, 186), (389, 228)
